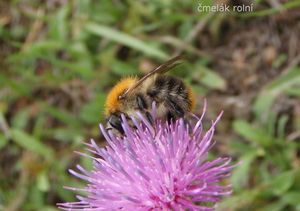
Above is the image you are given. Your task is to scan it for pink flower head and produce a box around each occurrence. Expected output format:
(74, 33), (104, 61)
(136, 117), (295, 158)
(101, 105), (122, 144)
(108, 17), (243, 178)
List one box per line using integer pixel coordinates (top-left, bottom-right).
(58, 103), (234, 211)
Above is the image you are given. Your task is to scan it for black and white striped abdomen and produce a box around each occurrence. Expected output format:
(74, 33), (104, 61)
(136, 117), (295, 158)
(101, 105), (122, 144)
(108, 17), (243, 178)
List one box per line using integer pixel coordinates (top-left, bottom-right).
(145, 75), (192, 119)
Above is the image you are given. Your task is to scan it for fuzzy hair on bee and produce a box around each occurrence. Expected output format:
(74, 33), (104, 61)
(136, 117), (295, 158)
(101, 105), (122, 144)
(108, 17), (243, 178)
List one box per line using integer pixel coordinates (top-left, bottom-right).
(105, 56), (195, 133)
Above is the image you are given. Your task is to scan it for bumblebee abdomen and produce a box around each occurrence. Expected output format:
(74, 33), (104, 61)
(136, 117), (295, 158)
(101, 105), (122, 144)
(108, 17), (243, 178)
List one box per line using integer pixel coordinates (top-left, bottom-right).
(145, 75), (194, 118)
(147, 76), (182, 96)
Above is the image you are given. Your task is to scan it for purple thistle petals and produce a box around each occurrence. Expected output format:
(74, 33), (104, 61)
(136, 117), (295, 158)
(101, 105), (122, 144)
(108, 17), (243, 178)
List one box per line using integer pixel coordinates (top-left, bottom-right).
(136, 111), (155, 136)
(192, 100), (207, 135)
(58, 104), (235, 211)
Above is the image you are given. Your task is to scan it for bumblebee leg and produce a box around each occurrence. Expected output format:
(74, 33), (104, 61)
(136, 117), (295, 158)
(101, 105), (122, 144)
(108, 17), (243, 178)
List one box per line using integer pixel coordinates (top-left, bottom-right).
(136, 95), (148, 110)
(108, 114), (124, 134)
(136, 95), (153, 124)
(166, 112), (174, 121)
(145, 111), (154, 124)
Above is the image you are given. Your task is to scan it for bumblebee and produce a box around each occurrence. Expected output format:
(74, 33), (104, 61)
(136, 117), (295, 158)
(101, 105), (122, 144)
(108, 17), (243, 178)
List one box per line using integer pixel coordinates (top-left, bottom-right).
(105, 56), (195, 133)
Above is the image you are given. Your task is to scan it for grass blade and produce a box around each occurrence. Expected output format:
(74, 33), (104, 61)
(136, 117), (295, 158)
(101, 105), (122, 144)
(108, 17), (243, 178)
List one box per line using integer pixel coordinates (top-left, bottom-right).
(254, 67), (300, 121)
(86, 23), (168, 59)
(11, 129), (54, 160)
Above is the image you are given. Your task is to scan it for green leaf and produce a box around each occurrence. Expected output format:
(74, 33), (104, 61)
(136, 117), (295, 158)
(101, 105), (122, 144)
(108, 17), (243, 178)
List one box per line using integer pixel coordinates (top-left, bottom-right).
(191, 84), (207, 95)
(277, 115), (289, 140)
(233, 120), (272, 147)
(32, 115), (47, 139)
(231, 151), (257, 190)
(217, 188), (260, 211)
(284, 86), (300, 97)
(111, 60), (139, 76)
(45, 105), (80, 127)
(37, 171), (50, 192)
(24, 40), (63, 54)
(48, 6), (69, 42)
(198, 66), (227, 90)
(0, 113), (9, 149)
(268, 171), (295, 196)
(256, 201), (286, 211)
(0, 133), (8, 149)
(11, 109), (30, 130)
(46, 128), (83, 143)
(65, 42), (94, 79)
(282, 192), (300, 206)
(79, 93), (106, 124)
(38, 207), (60, 211)
(265, 67), (300, 93)
(253, 94), (275, 120)
(80, 152), (93, 170)
(273, 54), (287, 68)
(254, 67), (300, 121)
(10, 129), (54, 160)
(86, 23), (168, 59)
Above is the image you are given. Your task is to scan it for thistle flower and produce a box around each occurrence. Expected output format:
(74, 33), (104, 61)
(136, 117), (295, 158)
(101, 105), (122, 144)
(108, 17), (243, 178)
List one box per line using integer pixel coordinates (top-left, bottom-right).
(58, 103), (234, 211)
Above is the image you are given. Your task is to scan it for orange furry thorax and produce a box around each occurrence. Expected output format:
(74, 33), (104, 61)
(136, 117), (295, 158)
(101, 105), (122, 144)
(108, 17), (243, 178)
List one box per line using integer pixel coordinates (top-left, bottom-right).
(105, 77), (137, 116)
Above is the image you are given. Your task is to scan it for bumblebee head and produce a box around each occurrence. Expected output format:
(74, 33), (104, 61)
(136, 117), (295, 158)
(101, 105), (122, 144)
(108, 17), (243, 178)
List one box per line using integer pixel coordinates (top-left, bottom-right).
(105, 76), (137, 133)
(105, 76), (138, 116)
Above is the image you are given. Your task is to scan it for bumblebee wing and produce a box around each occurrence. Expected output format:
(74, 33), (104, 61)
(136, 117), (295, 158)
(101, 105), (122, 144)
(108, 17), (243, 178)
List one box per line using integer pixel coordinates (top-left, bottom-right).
(150, 55), (185, 74)
(120, 55), (184, 99)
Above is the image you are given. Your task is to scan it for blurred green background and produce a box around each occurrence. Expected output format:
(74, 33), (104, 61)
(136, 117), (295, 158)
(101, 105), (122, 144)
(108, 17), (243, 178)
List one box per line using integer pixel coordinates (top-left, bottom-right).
(1, 0), (300, 210)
